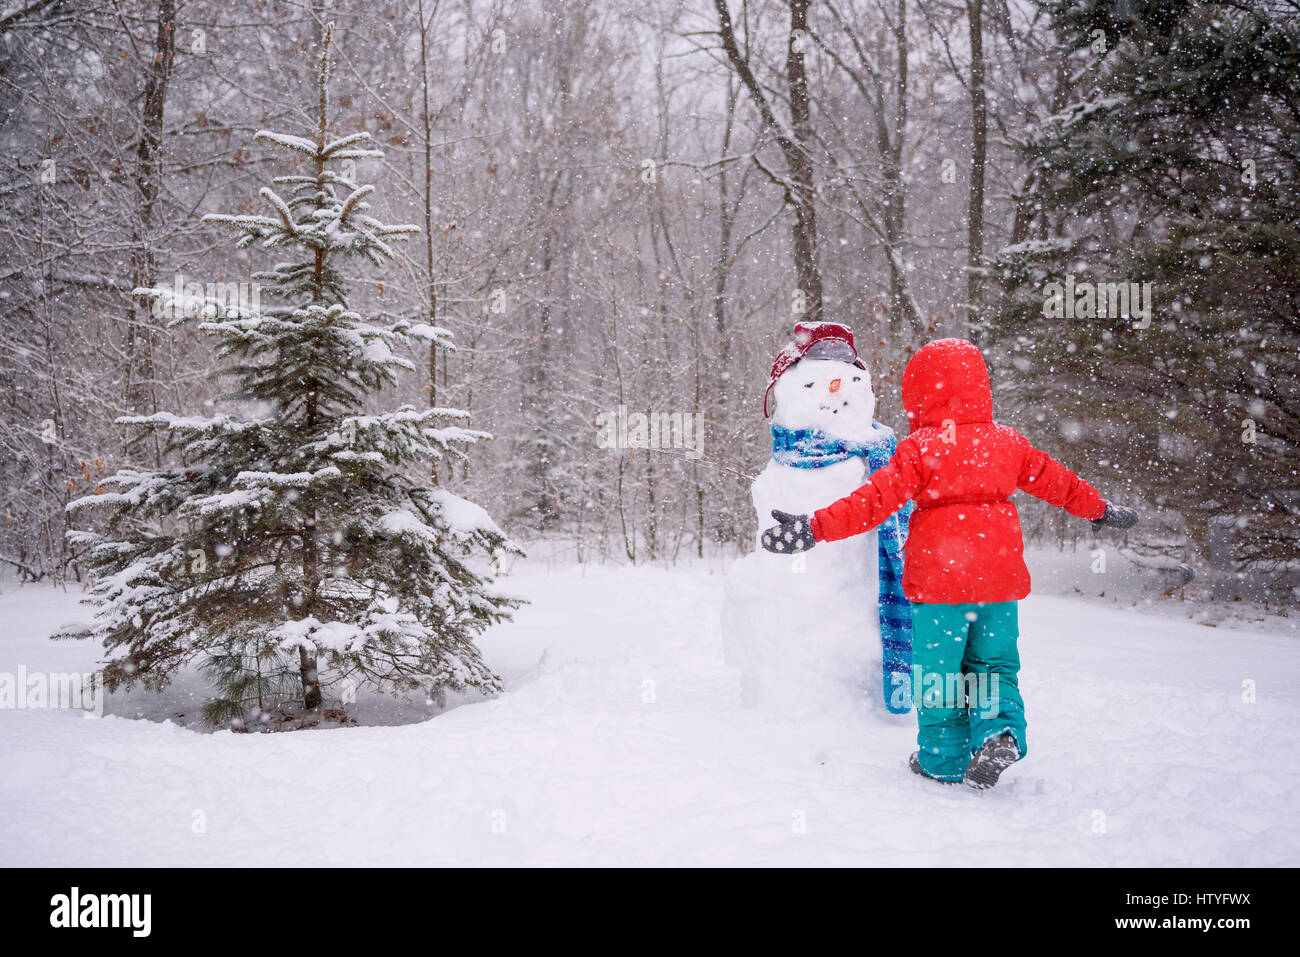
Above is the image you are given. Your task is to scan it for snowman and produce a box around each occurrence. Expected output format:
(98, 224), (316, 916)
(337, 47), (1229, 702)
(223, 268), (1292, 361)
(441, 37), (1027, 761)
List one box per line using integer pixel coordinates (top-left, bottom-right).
(722, 321), (913, 715)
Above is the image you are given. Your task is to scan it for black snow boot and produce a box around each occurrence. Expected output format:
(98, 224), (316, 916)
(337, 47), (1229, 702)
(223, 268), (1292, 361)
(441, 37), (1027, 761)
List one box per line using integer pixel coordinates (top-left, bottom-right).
(909, 752), (958, 786)
(963, 733), (1021, 790)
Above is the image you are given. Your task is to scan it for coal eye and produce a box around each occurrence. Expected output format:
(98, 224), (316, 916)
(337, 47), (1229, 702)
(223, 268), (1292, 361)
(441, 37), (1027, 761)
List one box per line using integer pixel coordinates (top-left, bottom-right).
(853, 376), (861, 382)
(803, 382), (814, 388)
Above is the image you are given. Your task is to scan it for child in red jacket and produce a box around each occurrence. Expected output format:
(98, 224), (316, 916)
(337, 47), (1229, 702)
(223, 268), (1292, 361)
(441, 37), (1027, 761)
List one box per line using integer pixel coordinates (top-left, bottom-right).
(761, 338), (1137, 788)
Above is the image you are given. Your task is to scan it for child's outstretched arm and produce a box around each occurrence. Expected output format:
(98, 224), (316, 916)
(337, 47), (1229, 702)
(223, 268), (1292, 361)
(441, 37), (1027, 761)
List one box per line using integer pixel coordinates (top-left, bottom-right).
(759, 439), (924, 553)
(1015, 431), (1137, 528)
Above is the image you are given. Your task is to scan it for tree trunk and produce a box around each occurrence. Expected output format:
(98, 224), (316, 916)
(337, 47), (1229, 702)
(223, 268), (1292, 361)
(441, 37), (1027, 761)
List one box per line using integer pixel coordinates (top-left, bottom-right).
(966, 0), (988, 336)
(123, 0), (175, 421)
(295, 22), (335, 714)
(418, 0), (440, 485)
(713, 0), (823, 321)
(714, 76), (738, 366)
(885, 0), (909, 323)
(785, 0), (822, 321)
(298, 648), (322, 711)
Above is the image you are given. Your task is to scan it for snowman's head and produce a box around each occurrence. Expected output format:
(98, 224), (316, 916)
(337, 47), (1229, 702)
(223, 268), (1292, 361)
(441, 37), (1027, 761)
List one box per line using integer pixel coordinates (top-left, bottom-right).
(771, 357), (876, 440)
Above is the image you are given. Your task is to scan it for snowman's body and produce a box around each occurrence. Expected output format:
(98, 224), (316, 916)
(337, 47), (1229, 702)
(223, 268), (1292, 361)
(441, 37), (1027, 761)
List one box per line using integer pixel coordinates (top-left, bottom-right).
(722, 358), (883, 714)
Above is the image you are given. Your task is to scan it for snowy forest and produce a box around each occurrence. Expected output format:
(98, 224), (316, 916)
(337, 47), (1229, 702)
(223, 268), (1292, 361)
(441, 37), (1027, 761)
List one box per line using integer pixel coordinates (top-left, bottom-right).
(4, 0), (1295, 586)
(0, 0), (1298, 868)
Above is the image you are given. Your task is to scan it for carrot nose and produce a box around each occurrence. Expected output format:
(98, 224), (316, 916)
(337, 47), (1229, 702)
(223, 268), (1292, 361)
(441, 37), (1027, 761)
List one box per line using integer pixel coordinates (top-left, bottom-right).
(829, 378), (842, 393)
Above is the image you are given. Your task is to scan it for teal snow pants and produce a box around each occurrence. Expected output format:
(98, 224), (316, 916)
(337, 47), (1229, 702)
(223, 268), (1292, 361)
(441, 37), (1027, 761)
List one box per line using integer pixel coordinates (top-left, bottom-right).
(911, 601), (1027, 782)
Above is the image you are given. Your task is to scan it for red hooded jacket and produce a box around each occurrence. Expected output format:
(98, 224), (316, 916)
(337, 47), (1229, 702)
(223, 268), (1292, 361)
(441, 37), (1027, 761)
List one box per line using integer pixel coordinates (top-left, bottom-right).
(810, 338), (1106, 604)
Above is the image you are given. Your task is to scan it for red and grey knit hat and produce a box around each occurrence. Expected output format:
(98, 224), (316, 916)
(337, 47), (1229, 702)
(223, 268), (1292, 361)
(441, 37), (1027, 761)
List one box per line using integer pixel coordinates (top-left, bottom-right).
(763, 321), (867, 417)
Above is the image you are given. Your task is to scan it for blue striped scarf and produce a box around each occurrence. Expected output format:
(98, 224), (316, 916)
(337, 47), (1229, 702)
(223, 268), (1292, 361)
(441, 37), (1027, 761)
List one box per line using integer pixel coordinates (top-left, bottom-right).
(771, 424), (914, 714)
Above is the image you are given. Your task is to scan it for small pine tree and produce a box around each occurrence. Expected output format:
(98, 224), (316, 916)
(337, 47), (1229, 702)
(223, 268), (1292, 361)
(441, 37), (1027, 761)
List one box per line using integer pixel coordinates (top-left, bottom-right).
(67, 24), (522, 727)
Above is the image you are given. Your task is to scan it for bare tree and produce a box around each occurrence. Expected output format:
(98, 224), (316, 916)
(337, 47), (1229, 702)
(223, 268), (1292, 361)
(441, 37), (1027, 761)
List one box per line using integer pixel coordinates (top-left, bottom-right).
(713, 0), (824, 321)
(123, 0), (176, 421)
(965, 0), (987, 332)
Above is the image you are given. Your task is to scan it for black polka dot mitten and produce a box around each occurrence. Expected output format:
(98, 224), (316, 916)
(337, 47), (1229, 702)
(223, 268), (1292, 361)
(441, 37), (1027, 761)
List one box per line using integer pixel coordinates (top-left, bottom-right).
(760, 509), (817, 554)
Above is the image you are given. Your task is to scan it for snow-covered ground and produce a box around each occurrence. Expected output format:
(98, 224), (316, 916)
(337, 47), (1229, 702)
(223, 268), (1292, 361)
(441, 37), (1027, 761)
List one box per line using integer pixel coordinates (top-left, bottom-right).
(1, 549), (1296, 866)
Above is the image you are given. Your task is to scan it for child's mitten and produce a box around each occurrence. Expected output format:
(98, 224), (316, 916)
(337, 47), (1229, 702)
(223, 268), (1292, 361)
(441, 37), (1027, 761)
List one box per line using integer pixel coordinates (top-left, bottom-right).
(761, 509), (817, 553)
(1090, 502), (1139, 531)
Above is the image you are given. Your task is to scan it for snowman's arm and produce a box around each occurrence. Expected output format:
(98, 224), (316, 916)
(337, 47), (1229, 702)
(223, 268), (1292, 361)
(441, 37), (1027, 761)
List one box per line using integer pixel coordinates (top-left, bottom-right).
(811, 438), (924, 543)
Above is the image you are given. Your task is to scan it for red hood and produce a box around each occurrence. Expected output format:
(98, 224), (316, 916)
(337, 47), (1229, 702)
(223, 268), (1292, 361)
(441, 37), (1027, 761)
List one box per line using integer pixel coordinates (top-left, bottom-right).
(902, 338), (993, 432)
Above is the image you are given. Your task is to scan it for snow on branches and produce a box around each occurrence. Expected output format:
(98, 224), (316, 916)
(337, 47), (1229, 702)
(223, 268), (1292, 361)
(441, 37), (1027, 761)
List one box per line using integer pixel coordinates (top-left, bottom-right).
(65, 24), (520, 728)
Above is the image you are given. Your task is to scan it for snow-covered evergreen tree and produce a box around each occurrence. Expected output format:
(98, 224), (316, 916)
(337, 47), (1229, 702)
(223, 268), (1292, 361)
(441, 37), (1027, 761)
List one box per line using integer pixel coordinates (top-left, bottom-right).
(65, 24), (521, 728)
(986, 0), (1300, 586)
